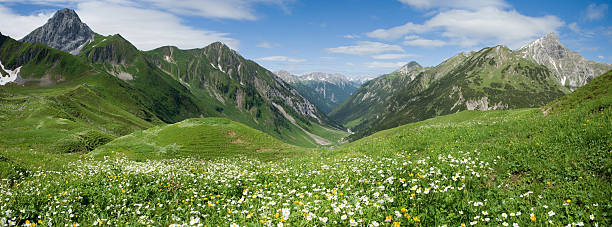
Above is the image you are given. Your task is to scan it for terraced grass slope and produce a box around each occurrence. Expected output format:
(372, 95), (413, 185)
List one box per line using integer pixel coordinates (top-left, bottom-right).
(0, 70), (608, 226)
(91, 117), (300, 160)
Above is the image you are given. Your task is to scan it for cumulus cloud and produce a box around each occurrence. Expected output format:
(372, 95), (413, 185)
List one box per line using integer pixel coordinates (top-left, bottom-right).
(368, 5), (564, 48)
(367, 22), (426, 40)
(0, 0), (259, 50)
(371, 53), (417, 60)
(427, 7), (563, 47)
(585, 3), (608, 21)
(256, 56), (306, 63)
(326, 41), (404, 55)
(398, 0), (508, 10)
(403, 35), (447, 47)
(76, 1), (238, 50)
(0, 5), (52, 39)
(364, 61), (408, 68)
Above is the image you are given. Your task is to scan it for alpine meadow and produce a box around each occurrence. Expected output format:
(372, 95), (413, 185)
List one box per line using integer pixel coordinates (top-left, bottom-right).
(0, 1), (611, 226)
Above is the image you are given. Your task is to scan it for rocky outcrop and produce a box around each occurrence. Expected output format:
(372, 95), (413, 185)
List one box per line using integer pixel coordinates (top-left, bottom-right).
(394, 61), (423, 81)
(20, 8), (94, 55)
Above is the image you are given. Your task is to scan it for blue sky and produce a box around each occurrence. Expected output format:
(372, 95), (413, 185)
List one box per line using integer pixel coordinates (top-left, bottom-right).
(0, 0), (610, 78)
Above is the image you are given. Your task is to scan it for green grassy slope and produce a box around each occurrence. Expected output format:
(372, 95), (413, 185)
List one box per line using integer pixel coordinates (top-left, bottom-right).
(0, 71), (609, 226)
(91, 117), (301, 160)
(0, 34), (90, 85)
(144, 45), (346, 147)
(79, 34), (205, 123)
(335, 46), (570, 140)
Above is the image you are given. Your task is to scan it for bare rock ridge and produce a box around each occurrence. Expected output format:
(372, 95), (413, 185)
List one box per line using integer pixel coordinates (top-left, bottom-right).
(394, 61), (423, 75)
(20, 8), (94, 55)
(518, 32), (612, 90)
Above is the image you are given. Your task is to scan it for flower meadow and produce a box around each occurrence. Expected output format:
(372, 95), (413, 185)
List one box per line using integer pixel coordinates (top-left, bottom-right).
(1, 145), (609, 226)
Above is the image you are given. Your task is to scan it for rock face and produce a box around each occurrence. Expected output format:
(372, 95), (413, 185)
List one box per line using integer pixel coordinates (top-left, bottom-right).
(394, 61), (423, 81)
(518, 33), (612, 90)
(20, 8), (94, 55)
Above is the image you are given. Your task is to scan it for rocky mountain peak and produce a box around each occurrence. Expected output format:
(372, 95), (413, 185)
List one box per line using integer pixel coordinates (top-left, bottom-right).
(20, 8), (94, 55)
(301, 72), (350, 84)
(518, 32), (611, 90)
(274, 70), (299, 83)
(394, 61), (422, 75)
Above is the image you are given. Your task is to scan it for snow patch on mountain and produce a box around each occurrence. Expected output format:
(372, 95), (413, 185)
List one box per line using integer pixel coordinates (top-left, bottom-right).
(0, 60), (21, 86)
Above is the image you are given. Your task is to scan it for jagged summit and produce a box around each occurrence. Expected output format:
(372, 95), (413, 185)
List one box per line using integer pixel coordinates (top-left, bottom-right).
(301, 72), (351, 85)
(20, 8), (94, 55)
(274, 70), (299, 83)
(394, 61), (422, 75)
(518, 32), (611, 90)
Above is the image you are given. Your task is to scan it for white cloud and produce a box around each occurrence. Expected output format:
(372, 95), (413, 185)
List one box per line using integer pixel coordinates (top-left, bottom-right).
(398, 0), (508, 10)
(256, 56), (306, 63)
(76, 1), (238, 50)
(257, 42), (279, 48)
(1, 0), (294, 20)
(367, 22), (426, 40)
(0, 5), (52, 39)
(371, 53), (417, 60)
(343, 34), (360, 39)
(585, 3), (608, 21)
(364, 61), (408, 68)
(368, 6), (564, 48)
(144, 0), (294, 20)
(326, 41), (404, 56)
(0, 1), (241, 50)
(598, 55), (605, 59)
(427, 8), (564, 47)
(403, 36), (447, 47)
(345, 62), (355, 66)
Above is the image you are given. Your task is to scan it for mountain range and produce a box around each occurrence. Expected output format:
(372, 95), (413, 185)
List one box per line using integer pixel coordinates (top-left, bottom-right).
(1, 8), (610, 148)
(274, 71), (359, 114)
(331, 33), (611, 139)
(0, 8), (343, 150)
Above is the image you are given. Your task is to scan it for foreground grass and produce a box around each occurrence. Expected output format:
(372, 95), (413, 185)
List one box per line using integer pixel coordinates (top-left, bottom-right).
(0, 73), (610, 226)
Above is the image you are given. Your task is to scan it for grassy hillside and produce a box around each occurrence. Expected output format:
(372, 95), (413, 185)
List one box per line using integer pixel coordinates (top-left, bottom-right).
(0, 34), (91, 85)
(91, 117), (302, 160)
(334, 46), (570, 140)
(0, 71), (608, 226)
(79, 34), (205, 123)
(144, 45), (346, 147)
